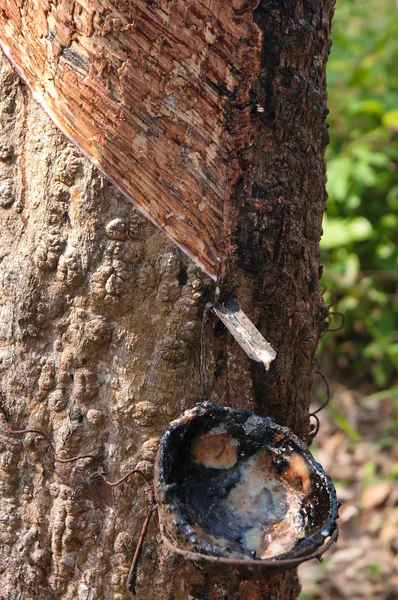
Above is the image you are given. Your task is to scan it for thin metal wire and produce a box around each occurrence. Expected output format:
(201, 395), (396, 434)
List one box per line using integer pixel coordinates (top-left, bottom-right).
(0, 403), (96, 463)
(308, 413), (321, 441)
(100, 467), (156, 596)
(308, 358), (332, 442)
(200, 301), (215, 402)
(101, 467), (152, 491)
(0, 399), (156, 597)
(126, 501), (157, 595)
(320, 287), (344, 333)
(162, 523), (339, 570)
(326, 311), (345, 332)
(312, 359), (331, 416)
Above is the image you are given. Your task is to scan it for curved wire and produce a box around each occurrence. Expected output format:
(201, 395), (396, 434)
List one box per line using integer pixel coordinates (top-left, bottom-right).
(126, 502), (157, 595)
(312, 361), (331, 416)
(161, 523), (339, 570)
(100, 466), (156, 596)
(101, 467), (154, 500)
(200, 301), (215, 402)
(0, 400), (156, 596)
(0, 404), (96, 463)
(308, 358), (331, 442)
(308, 413), (321, 440)
(326, 311), (345, 332)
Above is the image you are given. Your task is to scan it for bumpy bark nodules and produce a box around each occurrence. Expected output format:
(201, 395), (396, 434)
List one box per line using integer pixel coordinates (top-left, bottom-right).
(0, 1), (333, 598)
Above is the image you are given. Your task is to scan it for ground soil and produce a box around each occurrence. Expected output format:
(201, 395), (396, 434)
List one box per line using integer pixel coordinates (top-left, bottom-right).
(299, 377), (398, 600)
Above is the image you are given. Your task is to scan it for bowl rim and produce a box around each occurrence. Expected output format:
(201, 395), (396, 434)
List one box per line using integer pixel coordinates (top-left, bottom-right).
(159, 519), (339, 569)
(155, 402), (340, 566)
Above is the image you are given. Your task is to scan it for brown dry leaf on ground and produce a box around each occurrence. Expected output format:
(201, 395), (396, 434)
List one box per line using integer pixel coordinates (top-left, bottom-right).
(298, 382), (398, 600)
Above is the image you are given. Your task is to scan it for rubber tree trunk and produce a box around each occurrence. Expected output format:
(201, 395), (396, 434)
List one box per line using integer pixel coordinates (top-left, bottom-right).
(0, 1), (334, 598)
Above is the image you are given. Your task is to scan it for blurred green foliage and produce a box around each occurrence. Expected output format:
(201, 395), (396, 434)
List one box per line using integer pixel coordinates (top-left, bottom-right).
(321, 0), (398, 388)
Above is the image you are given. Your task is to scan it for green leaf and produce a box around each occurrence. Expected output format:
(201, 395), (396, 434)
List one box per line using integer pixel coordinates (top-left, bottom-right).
(376, 243), (395, 259)
(329, 405), (362, 442)
(362, 460), (376, 488)
(387, 344), (398, 358)
(382, 109), (398, 128)
(372, 362), (389, 388)
(321, 216), (373, 249)
(366, 563), (381, 578)
(360, 100), (385, 115)
(349, 216), (373, 239)
(352, 161), (376, 186)
(363, 386), (398, 403)
(380, 214), (398, 228)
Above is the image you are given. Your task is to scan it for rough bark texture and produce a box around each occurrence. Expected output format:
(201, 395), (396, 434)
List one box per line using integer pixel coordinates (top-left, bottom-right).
(0, 0), (334, 598)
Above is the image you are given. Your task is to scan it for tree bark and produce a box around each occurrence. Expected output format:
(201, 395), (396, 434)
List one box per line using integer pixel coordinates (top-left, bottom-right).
(0, 1), (334, 599)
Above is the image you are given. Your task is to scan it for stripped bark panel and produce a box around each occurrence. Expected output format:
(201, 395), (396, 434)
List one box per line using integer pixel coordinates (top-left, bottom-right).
(0, 0), (261, 279)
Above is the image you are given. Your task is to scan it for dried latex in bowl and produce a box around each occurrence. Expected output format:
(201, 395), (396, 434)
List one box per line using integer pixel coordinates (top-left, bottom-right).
(155, 404), (338, 571)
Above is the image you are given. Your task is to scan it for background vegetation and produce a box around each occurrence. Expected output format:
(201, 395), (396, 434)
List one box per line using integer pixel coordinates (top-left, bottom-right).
(321, 0), (398, 394)
(299, 3), (398, 597)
